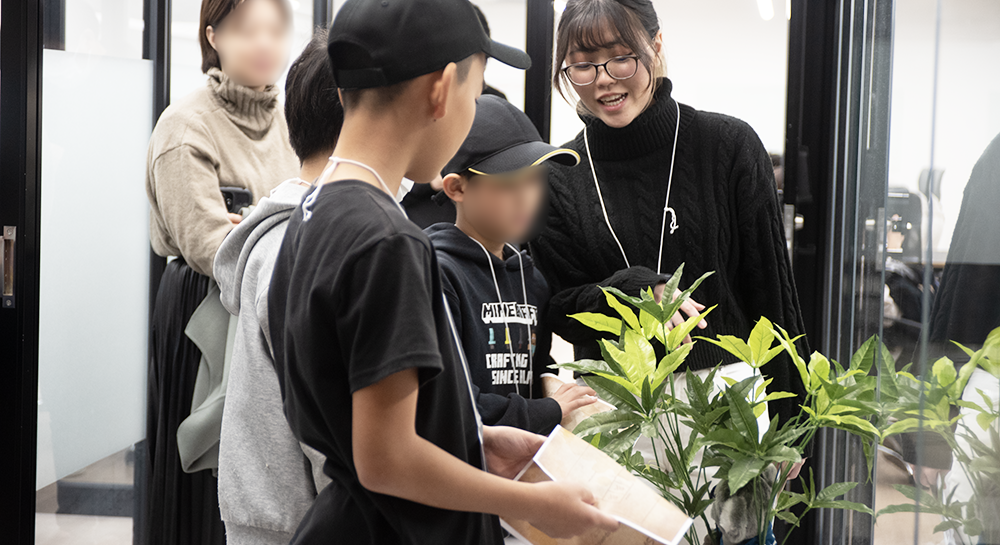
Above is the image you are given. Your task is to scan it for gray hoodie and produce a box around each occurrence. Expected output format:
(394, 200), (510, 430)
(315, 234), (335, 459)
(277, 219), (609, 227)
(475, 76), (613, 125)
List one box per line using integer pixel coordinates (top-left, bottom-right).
(214, 179), (329, 544)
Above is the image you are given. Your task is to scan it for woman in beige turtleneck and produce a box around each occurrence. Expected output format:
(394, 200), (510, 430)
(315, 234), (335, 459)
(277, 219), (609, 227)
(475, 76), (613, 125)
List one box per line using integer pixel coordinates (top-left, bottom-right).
(143, 1), (297, 544)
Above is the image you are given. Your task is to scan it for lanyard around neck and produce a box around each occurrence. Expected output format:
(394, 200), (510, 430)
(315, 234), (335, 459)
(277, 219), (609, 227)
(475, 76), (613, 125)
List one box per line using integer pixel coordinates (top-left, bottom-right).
(583, 99), (682, 275)
(303, 156), (407, 222)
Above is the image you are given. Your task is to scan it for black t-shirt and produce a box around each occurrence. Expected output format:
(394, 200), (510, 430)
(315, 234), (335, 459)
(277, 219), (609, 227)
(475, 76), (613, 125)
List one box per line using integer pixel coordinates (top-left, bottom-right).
(268, 180), (502, 545)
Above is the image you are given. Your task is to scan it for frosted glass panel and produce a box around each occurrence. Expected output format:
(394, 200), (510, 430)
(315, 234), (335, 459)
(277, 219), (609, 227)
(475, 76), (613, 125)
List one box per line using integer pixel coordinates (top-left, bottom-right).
(36, 49), (152, 489)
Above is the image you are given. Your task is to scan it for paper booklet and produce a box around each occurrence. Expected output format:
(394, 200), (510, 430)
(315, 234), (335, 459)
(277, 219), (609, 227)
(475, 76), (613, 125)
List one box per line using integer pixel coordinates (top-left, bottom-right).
(501, 426), (693, 545)
(540, 373), (617, 432)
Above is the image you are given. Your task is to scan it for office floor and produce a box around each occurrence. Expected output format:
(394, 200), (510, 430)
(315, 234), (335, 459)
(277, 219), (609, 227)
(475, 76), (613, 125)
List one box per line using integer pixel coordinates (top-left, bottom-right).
(31, 341), (949, 545)
(33, 449), (948, 545)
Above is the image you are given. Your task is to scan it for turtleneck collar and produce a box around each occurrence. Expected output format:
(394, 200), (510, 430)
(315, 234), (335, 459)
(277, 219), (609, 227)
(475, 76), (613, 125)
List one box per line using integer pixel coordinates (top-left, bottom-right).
(207, 67), (280, 137)
(580, 78), (694, 161)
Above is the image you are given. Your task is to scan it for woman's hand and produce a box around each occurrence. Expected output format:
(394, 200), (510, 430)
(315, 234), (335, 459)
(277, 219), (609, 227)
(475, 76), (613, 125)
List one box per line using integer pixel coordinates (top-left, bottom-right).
(652, 284), (708, 344)
(483, 426), (546, 479)
(227, 213), (242, 225)
(550, 382), (598, 418)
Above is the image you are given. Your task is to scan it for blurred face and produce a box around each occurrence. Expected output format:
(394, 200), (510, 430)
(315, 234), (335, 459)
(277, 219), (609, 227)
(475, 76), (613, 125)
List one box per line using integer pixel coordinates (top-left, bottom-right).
(208, 0), (290, 89)
(453, 167), (546, 244)
(563, 28), (661, 129)
(408, 54), (487, 183)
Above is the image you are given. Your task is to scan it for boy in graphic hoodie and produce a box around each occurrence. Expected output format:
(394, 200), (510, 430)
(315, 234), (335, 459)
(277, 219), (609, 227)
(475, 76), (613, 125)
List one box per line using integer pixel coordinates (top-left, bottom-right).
(212, 31), (342, 545)
(427, 95), (598, 435)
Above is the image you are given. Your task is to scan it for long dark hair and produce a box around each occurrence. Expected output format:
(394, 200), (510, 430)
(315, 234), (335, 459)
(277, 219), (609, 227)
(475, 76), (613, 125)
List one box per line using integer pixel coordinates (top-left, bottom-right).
(553, 0), (662, 103)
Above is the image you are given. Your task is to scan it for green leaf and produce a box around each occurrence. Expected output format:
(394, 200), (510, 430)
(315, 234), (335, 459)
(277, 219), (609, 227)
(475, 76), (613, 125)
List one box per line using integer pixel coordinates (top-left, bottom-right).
(772, 325), (810, 392)
(808, 352), (832, 384)
(572, 409), (644, 436)
(762, 445), (801, 464)
(604, 290), (640, 331)
(850, 335), (880, 374)
(977, 412), (998, 431)
(933, 521), (963, 534)
(568, 312), (623, 335)
(726, 388), (760, 444)
(641, 377), (654, 413)
(603, 286), (665, 323)
(727, 456), (767, 494)
(698, 335), (754, 364)
(932, 357), (957, 388)
(556, 359), (614, 376)
(832, 415), (881, 436)
(666, 305), (716, 351)
(639, 309), (662, 343)
(748, 317), (776, 367)
(763, 391), (798, 402)
(703, 428), (754, 452)
(623, 329), (657, 381)
(775, 511), (800, 525)
(811, 499), (873, 515)
(651, 343), (693, 389)
(582, 374), (643, 413)
(815, 481), (858, 502)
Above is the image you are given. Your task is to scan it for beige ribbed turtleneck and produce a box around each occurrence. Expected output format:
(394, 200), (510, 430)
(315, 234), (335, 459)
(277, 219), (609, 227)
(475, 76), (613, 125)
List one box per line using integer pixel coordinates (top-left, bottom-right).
(145, 68), (298, 278)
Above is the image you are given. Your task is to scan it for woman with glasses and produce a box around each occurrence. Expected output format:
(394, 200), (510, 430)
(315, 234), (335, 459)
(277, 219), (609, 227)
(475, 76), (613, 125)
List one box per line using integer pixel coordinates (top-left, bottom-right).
(143, 1), (297, 544)
(531, 0), (808, 482)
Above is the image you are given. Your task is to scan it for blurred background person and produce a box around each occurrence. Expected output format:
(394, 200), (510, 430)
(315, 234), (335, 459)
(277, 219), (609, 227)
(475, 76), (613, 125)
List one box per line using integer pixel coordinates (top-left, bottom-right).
(143, 0), (296, 543)
(932, 131), (1000, 545)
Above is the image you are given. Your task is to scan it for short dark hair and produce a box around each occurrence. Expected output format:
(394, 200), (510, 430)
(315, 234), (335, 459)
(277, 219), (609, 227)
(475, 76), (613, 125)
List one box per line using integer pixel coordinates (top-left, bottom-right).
(339, 54), (477, 112)
(199, 0), (291, 74)
(285, 29), (343, 162)
(553, 0), (662, 103)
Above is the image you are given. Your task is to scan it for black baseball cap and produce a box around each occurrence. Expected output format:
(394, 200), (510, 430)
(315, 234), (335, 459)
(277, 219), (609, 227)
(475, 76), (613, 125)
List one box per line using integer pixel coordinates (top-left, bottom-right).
(443, 95), (580, 177)
(328, 0), (531, 90)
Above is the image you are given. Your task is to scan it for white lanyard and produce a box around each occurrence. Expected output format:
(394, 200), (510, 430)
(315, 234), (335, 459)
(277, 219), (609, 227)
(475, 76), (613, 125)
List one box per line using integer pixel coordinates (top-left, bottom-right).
(303, 156), (408, 221)
(583, 99), (682, 275)
(467, 236), (533, 397)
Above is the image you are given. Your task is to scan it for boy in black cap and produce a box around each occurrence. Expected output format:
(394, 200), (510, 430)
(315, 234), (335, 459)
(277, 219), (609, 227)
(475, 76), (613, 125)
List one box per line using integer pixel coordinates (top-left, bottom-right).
(267, 1), (618, 544)
(427, 95), (597, 436)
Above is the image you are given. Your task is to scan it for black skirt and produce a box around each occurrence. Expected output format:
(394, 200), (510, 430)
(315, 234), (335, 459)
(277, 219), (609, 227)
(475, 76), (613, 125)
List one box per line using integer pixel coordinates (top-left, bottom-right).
(143, 259), (225, 545)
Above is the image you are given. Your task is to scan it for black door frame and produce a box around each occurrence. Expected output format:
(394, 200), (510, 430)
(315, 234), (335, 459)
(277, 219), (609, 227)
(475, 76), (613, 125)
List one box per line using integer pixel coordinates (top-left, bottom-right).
(786, 0), (895, 543)
(0, 0), (44, 541)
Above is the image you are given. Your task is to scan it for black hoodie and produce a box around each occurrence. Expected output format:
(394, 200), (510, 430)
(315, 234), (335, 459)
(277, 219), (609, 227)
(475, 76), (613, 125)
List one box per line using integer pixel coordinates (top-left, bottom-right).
(426, 223), (562, 435)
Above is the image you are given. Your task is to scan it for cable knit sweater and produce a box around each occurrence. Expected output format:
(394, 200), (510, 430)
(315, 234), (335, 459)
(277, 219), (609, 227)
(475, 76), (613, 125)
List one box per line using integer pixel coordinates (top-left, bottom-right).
(146, 68), (298, 278)
(532, 79), (808, 424)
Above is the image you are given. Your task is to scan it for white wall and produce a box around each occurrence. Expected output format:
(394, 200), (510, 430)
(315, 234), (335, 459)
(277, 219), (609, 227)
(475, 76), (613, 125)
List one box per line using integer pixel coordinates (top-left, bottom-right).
(888, 0), (1000, 252)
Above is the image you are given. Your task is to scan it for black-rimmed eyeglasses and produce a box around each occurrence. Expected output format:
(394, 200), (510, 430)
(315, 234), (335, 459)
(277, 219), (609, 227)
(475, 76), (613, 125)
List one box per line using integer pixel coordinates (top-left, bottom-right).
(561, 55), (640, 86)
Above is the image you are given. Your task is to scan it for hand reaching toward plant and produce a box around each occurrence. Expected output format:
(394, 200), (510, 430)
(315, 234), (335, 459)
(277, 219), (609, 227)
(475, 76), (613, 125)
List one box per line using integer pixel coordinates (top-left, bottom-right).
(550, 382), (598, 418)
(653, 283), (708, 343)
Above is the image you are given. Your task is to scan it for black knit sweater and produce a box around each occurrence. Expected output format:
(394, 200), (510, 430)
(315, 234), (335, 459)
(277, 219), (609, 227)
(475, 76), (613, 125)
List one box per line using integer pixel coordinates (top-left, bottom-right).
(531, 79), (808, 424)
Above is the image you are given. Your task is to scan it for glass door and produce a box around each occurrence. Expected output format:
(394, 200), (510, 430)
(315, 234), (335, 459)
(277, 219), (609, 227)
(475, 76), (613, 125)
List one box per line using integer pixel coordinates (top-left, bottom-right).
(871, 1), (1000, 545)
(33, 0), (153, 542)
(802, 1), (1000, 544)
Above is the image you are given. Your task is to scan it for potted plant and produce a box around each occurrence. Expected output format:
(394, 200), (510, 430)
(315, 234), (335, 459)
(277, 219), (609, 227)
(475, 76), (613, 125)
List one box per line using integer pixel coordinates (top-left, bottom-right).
(555, 265), (889, 545)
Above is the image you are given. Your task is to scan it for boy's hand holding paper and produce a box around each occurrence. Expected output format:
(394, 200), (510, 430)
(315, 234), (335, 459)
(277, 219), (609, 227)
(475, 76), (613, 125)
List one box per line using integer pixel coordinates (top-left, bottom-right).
(502, 426), (693, 545)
